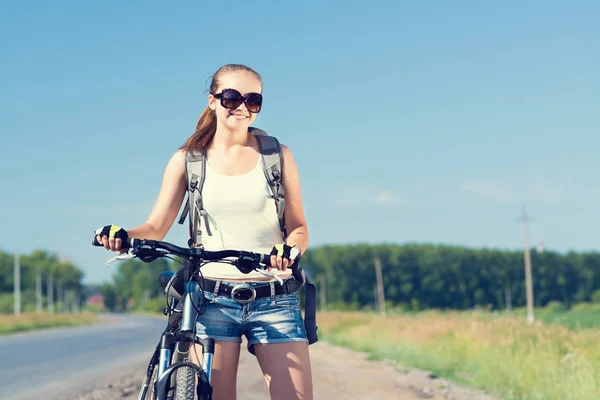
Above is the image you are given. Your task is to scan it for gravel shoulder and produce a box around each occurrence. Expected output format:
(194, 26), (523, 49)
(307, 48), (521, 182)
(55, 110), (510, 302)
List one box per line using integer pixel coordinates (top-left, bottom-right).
(72, 339), (501, 400)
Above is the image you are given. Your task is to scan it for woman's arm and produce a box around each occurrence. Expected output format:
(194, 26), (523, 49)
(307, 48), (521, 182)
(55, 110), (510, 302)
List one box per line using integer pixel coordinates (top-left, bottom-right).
(126, 149), (188, 241)
(280, 144), (309, 255)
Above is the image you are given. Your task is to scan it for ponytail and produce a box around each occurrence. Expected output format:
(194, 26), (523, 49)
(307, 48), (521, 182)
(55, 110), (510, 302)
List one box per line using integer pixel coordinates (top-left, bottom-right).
(179, 106), (217, 153)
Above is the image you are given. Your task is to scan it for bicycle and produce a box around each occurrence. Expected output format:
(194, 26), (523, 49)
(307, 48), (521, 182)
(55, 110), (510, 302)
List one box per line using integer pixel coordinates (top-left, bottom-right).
(93, 236), (297, 400)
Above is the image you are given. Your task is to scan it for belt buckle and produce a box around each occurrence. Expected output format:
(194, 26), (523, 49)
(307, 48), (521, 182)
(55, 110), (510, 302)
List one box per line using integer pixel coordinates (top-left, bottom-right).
(230, 283), (256, 304)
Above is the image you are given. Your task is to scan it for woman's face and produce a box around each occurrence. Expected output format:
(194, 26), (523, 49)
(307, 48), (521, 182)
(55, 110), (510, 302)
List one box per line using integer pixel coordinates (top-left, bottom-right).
(209, 71), (263, 132)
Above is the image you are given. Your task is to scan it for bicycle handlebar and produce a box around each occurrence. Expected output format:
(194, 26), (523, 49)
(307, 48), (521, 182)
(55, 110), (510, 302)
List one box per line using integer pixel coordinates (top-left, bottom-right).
(92, 236), (300, 271)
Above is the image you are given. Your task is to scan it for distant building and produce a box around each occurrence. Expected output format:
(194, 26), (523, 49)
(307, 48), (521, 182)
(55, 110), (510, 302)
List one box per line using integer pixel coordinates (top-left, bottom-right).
(86, 293), (105, 309)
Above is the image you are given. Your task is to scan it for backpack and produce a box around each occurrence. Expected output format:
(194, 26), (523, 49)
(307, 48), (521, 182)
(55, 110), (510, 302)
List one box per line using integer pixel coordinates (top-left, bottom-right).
(177, 127), (318, 345)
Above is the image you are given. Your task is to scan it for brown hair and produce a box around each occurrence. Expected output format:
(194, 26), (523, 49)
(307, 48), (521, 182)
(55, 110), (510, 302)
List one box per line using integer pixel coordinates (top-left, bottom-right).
(179, 64), (263, 153)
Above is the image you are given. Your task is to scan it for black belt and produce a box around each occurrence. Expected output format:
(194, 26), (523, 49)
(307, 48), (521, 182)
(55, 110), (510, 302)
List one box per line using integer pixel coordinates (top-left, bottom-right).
(201, 277), (302, 304)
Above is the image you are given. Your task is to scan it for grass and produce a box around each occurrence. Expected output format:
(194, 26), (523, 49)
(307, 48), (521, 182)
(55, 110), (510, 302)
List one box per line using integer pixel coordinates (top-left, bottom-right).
(0, 311), (99, 335)
(317, 309), (600, 400)
(503, 303), (600, 330)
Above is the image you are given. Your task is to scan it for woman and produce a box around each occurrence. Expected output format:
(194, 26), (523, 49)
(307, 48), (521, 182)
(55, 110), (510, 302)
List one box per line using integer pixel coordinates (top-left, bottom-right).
(94, 63), (313, 400)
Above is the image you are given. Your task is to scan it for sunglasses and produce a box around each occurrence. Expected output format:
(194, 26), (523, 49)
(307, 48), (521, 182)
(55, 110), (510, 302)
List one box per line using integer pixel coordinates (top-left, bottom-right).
(211, 88), (263, 113)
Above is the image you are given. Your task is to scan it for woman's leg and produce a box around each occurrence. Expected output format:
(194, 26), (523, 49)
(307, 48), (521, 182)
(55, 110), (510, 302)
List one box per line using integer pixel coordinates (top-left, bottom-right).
(194, 288), (245, 400)
(245, 288), (313, 400)
(191, 341), (241, 400)
(253, 341), (313, 400)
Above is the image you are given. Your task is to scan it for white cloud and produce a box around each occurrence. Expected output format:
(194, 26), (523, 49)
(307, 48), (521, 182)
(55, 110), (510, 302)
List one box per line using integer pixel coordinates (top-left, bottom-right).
(334, 188), (405, 208)
(375, 191), (393, 204)
(459, 178), (600, 206)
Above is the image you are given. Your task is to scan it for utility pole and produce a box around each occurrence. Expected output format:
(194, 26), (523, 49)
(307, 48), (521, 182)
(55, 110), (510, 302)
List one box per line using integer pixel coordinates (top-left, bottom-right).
(518, 206), (535, 324)
(56, 283), (61, 313)
(14, 253), (21, 315)
(58, 283), (64, 313)
(374, 256), (386, 316)
(71, 289), (77, 313)
(65, 289), (72, 313)
(74, 290), (80, 313)
(47, 275), (54, 313)
(505, 287), (512, 312)
(36, 269), (43, 312)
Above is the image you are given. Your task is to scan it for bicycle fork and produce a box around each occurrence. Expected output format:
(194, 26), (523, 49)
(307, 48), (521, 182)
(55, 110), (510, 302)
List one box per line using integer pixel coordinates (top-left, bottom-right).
(177, 279), (214, 382)
(140, 279), (215, 400)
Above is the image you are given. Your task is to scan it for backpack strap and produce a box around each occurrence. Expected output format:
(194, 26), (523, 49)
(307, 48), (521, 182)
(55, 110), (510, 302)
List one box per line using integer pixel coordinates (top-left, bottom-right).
(177, 128), (286, 245)
(252, 129), (287, 240)
(177, 149), (211, 247)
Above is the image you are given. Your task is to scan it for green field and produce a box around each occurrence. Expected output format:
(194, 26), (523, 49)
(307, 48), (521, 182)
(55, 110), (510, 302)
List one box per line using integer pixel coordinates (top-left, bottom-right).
(0, 312), (98, 335)
(317, 305), (600, 400)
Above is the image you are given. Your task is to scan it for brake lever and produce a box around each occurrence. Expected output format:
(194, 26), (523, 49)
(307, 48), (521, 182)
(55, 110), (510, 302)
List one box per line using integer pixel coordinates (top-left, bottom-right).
(105, 250), (135, 266)
(254, 268), (285, 285)
(254, 248), (302, 285)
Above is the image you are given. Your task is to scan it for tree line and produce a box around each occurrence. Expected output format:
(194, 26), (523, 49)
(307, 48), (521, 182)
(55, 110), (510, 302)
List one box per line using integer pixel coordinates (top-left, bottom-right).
(301, 243), (600, 311)
(97, 243), (600, 313)
(5, 243), (598, 314)
(0, 249), (85, 313)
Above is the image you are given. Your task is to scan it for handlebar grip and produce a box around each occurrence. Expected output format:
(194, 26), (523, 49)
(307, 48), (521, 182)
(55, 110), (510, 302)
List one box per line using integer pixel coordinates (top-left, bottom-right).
(258, 253), (302, 269)
(260, 254), (271, 266)
(92, 235), (133, 249)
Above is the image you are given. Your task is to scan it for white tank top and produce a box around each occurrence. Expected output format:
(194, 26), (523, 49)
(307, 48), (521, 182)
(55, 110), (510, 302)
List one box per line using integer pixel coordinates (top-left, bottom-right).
(196, 153), (290, 280)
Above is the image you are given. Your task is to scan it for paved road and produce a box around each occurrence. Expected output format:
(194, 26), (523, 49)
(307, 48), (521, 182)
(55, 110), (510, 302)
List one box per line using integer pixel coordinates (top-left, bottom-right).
(1, 314), (501, 400)
(0, 314), (166, 400)
(73, 337), (501, 400)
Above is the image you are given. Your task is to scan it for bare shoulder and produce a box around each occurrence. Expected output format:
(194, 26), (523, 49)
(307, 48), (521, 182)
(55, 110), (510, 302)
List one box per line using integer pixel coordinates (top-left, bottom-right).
(156, 148), (187, 186)
(171, 148), (187, 163)
(167, 148), (187, 172)
(279, 143), (301, 183)
(280, 143), (296, 166)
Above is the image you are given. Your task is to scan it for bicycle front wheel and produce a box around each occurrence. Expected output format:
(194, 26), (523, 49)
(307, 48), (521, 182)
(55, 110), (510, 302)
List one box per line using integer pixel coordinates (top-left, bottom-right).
(174, 365), (196, 400)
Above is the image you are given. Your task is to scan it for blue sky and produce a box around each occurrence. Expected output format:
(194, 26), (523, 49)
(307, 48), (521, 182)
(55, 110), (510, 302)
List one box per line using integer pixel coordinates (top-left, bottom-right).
(1, 1), (599, 284)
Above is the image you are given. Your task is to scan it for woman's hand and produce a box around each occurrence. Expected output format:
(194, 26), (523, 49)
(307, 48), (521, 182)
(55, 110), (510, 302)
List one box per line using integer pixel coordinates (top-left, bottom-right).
(93, 224), (129, 254)
(269, 243), (300, 272)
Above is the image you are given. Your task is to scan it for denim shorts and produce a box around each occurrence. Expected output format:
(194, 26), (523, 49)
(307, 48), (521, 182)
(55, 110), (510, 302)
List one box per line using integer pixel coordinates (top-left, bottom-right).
(195, 279), (308, 355)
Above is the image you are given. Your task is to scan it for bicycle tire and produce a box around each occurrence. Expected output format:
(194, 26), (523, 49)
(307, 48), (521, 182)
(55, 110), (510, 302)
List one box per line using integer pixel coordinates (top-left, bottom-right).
(174, 365), (196, 400)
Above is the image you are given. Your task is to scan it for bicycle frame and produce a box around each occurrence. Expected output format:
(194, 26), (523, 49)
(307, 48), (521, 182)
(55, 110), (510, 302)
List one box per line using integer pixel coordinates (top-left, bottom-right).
(137, 265), (215, 400)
